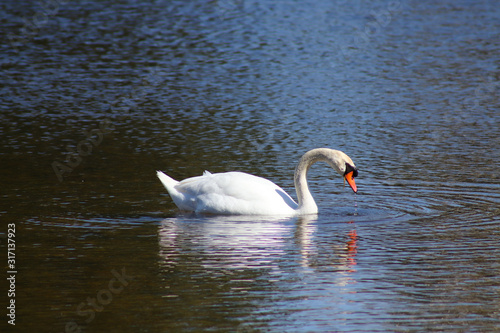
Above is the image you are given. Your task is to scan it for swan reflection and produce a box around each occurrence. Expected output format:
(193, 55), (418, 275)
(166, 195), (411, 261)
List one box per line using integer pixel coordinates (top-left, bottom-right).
(158, 215), (293, 272)
(295, 217), (358, 278)
(158, 214), (358, 280)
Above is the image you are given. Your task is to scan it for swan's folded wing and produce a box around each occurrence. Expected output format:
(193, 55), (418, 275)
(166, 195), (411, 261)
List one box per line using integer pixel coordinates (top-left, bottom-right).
(175, 171), (298, 215)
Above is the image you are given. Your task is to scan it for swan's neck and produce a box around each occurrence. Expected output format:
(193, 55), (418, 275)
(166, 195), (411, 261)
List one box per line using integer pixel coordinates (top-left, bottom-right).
(294, 148), (343, 214)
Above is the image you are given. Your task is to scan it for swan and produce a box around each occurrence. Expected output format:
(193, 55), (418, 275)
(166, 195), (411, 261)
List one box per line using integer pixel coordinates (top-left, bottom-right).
(156, 148), (358, 215)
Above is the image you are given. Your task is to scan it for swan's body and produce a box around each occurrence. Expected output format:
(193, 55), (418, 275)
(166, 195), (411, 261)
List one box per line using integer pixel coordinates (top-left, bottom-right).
(157, 148), (358, 216)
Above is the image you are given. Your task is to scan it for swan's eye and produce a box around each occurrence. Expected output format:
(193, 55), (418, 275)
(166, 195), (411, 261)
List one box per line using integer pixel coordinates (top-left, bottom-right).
(344, 163), (358, 178)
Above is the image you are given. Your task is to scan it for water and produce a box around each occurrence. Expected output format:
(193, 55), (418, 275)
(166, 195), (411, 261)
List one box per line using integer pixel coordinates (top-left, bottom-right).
(1, 0), (499, 332)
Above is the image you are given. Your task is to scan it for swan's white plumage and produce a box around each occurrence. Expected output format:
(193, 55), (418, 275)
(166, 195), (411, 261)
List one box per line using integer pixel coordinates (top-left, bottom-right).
(157, 170), (298, 215)
(157, 148), (358, 216)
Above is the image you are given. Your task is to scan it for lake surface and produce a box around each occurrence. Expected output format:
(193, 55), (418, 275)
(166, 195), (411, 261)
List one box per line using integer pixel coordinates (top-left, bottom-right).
(1, 0), (499, 332)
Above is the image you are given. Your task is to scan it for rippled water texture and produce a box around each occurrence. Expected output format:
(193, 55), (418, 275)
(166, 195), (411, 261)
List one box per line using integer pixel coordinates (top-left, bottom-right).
(1, 0), (499, 332)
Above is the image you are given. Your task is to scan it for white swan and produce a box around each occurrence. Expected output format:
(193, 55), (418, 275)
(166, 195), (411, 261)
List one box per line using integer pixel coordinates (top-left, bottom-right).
(156, 148), (358, 215)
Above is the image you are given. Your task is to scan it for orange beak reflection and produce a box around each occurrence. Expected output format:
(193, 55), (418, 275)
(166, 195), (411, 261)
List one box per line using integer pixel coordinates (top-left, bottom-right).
(344, 171), (357, 193)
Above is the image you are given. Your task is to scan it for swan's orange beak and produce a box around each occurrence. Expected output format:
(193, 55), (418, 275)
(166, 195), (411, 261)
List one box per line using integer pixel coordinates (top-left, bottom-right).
(344, 171), (357, 193)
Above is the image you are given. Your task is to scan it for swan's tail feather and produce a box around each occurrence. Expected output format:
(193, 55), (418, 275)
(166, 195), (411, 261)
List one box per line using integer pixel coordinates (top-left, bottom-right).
(156, 170), (179, 192)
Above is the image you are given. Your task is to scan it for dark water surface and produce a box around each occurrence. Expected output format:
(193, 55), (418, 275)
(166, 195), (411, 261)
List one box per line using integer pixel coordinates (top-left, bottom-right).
(1, 0), (499, 332)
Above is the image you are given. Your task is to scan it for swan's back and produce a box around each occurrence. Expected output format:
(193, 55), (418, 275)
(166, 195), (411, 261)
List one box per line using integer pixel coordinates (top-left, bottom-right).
(158, 171), (298, 215)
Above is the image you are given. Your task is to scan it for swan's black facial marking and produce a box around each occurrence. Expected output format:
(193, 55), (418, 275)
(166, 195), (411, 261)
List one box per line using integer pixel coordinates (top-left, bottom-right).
(344, 163), (358, 178)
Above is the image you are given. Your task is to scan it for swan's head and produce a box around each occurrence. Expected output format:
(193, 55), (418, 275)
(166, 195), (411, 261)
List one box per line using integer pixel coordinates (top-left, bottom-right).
(343, 162), (358, 193)
(324, 149), (358, 193)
